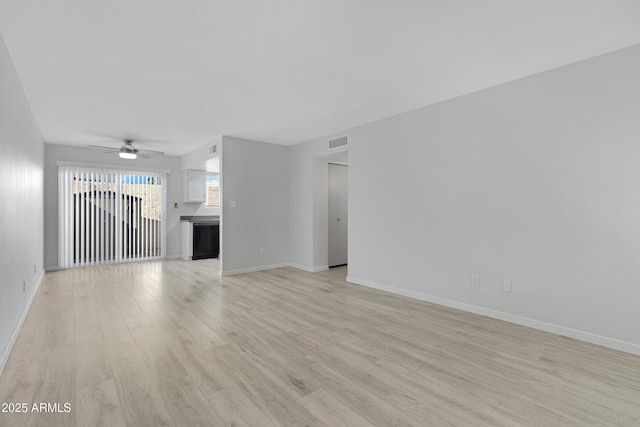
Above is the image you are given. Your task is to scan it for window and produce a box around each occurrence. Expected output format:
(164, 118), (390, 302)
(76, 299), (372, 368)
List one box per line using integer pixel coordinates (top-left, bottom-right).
(58, 165), (166, 268)
(206, 174), (220, 207)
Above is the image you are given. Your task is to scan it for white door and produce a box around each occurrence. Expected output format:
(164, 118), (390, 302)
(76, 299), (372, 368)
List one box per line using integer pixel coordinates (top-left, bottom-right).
(328, 163), (348, 267)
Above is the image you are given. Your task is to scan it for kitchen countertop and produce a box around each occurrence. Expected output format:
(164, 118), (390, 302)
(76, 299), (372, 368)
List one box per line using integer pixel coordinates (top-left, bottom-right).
(180, 215), (220, 223)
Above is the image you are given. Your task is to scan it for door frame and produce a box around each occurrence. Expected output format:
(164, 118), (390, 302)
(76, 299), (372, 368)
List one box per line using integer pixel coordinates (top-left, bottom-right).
(328, 162), (348, 267)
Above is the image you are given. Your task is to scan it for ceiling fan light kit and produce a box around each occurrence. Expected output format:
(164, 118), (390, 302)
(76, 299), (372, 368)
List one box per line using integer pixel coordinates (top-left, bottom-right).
(119, 151), (137, 159)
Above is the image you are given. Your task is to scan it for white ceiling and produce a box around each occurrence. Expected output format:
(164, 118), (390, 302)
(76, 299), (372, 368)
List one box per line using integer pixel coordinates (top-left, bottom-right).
(1, 1), (640, 156)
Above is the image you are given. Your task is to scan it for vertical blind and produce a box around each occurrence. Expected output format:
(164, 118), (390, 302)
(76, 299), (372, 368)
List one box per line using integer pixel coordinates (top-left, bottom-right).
(58, 165), (167, 268)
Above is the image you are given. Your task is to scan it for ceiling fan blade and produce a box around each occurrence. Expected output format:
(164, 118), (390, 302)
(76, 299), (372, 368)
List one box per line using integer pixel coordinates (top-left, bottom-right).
(137, 152), (151, 159)
(88, 144), (120, 150)
(102, 151), (118, 155)
(137, 149), (165, 155)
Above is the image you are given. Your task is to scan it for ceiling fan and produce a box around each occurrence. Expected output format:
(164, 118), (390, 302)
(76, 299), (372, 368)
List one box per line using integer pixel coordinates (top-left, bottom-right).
(88, 139), (165, 160)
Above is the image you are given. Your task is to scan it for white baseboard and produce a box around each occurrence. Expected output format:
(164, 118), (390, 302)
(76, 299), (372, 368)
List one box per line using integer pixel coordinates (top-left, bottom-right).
(165, 254), (182, 260)
(222, 262), (290, 276)
(0, 271), (45, 375)
(346, 275), (640, 356)
(288, 263), (329, 273)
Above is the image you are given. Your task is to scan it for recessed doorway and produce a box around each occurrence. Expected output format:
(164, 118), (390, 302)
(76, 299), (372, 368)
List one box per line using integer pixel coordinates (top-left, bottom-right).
(328, 163), (348, 267)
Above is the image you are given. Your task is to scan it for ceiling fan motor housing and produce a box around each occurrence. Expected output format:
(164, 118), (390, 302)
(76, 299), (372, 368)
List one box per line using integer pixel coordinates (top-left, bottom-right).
(122, 139), (137, 153)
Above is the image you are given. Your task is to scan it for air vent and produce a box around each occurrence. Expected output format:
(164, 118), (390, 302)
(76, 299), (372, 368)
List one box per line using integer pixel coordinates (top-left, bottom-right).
(209, 144), (217, 155)
(328, 135), (348, 150)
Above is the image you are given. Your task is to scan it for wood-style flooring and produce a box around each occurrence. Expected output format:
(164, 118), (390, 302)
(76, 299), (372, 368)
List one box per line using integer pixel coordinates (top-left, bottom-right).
(1, 259), (640, 426)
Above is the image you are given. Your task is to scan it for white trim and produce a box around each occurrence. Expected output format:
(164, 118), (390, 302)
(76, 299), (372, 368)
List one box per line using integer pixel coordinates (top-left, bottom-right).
(56, 161), (171, 174)
(0, 271), (45, 375)
(289, 263), (329, 273)
(346, 276), (640, 356)
(165, 254), (182, 260)
(222, 262), (290, 276)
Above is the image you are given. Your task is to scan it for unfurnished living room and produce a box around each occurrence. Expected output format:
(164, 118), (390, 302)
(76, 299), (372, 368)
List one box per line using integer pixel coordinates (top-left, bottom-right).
(2, 1), (640, 426)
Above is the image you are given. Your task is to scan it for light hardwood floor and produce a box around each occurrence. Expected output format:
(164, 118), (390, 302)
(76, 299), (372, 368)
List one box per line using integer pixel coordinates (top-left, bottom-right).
(1, 259), (640, 426)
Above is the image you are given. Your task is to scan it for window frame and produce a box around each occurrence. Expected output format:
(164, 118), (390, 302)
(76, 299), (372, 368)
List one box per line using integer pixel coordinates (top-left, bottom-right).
(205, 173), (220, 208)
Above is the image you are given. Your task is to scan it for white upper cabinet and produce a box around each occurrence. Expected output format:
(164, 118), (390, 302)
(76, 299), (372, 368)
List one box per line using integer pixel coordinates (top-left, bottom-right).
(182, 169), (206, 203)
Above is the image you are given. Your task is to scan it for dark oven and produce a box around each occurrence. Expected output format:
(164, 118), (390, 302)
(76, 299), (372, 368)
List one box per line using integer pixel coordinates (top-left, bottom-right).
(192, 222), (219, 260)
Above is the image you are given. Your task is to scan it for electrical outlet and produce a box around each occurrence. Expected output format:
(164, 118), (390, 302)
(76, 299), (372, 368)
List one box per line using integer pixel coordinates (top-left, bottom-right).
(34, 265), (36, 274)
(471, 274), (479, 288)
(502, 280), (512, 293)
(23, 281), (25, 292)
(259, 248), (265, 255)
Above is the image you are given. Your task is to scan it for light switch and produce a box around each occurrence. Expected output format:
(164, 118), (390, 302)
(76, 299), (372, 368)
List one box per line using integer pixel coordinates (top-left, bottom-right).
(502, 280), (512, 293)
(471, 274), (479, 288)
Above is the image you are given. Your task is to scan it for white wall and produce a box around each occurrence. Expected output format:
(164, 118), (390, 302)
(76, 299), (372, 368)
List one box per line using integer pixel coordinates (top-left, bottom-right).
(220, 136), (289, 274)
(289, 142), (318, 270)
(44, 144), (185, 268)
(292, 44), (640, 354)
(0, 31), (45, 372)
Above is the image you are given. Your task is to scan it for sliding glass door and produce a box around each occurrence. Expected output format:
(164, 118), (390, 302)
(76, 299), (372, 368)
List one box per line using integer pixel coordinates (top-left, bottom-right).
(58, 165), (166, 268)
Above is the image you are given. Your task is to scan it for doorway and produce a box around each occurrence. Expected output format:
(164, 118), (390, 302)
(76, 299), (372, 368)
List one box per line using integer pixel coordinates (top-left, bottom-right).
(58, 165), (166, 268)
(328, 163), (348, 267)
